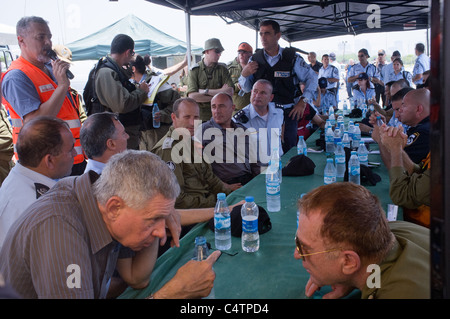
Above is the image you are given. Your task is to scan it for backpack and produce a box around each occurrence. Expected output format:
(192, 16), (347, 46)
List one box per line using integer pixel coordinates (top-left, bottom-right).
(83, 57), (105, 116)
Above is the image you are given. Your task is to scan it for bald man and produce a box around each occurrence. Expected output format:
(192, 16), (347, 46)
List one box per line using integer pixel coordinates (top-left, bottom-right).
(398, 88), (430, 164)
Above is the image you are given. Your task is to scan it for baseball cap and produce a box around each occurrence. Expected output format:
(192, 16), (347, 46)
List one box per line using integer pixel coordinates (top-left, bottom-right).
(237, 42), (253, 53)
(357, 72), (369, 80)
(318, 77), (328, 89)
(392, 50), (401, 57)
(52, 44), (73, 63)
(282, 154), (316, 176)
(203, 38), (224, 53)
(359, 48), (370, 58)
(329, 52), (336, 60)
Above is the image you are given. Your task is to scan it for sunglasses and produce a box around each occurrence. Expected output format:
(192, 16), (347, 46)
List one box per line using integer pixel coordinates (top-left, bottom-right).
(295, 235), (338, 261)
(358, 55), (365, 58)
(378, 53), (385, 56)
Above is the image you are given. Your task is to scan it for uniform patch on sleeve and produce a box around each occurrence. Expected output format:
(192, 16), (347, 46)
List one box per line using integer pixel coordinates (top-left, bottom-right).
(166, 161), (176, 171)
(406, 133), (419, 146)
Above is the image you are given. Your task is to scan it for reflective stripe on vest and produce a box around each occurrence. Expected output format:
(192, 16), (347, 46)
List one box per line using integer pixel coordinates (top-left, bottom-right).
(1, 56), (85, 164)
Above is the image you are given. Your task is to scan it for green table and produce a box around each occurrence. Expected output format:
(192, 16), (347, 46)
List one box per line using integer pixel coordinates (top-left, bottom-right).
(119, 127), (396, 299)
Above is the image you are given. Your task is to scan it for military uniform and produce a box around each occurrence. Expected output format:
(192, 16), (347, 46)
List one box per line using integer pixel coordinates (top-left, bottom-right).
(227, 58), (251, 111)
(0, 105), (14, 186)
(361, 221), (430, 299)
(152, 126), (230, 209)
(186, 59), (234, 121)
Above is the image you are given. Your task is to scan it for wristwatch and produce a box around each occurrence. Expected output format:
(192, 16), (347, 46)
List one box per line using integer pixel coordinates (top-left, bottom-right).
(204, 88), (209, 95)
(369, 128), (374, 135)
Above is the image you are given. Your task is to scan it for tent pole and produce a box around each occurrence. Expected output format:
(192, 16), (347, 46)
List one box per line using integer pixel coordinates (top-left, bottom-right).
(185, 11), (192, 69)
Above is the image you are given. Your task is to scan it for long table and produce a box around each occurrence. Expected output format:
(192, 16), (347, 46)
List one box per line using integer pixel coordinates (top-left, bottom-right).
(119, 126), (397, 299)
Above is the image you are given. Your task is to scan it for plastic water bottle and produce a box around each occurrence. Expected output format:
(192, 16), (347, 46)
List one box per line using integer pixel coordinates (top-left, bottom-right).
(342, 132), (351, 149)
(214, 193), (231, 250)
(297, 136), (307, 156)
(297, 193), (306, 228)
(325, 127), (335, 154)
(352, 123), (361, 149)
(325, 119), (332, 132)
(357, 142), (369, 167)
(376, 115), (384, 126)
(343, 101), (348, 115)
(349, 151), (361, 185)
(333, 128), (341, 145)
(241, 196), (259, 252)
(266, 164), (281, 212)
(329, 112), (335, 127)
(192, 236), (215, 298)
(337, 115), (344, 129)
(324, 158), (337, 185)
(270, 148), (282, 183)
(335, 142), (346, 180)
(152, 103), (160, 128)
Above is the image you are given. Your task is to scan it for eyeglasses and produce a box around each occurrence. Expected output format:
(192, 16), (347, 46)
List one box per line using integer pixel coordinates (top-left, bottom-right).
(295, 235), (339, 261)
(214, 49), (223, 54)
(378, 53), (385, 56)
(130, 50), (135, 56)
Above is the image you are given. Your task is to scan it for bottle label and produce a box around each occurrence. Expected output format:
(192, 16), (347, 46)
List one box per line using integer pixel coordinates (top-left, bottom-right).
(215, 215), (230, 230)
(336, 154), (345, 164)
(242, 217), (258, 233)
(324, 175), (336, 184)
(358, 155), (368, 163)
(266, 182), (280, 196)
(351, 166), (360, 176)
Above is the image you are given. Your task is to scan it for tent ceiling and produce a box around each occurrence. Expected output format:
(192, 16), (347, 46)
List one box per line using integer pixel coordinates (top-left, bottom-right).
(145, 0), (430, 42)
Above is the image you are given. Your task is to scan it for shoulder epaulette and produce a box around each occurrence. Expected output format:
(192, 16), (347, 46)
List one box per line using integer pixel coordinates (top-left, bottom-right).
(233, 109), (249, 123)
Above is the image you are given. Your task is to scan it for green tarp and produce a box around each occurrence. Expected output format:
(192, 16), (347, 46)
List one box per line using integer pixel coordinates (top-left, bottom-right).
(66, 14), (203, 61)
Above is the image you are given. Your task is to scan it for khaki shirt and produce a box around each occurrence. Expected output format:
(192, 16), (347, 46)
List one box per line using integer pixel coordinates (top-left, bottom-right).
(0, 105), (14, 186)
(227, 58), (251, 110)
(187, 59), (234, 112)
(152, 126), (230, 209)
(361, 221), (430, 299)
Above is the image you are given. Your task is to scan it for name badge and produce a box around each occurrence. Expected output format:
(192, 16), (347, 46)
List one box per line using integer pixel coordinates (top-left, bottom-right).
(39, 84), (55, 93)
(274, 71), (290, 78)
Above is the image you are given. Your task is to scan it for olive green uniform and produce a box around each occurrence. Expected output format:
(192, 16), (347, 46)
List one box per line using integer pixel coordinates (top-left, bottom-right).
(139, 70), (180, 151)
(0, 104), (14, 186)
(361, 221), (430, 299)
(152, 126), (230, 209)
(186, 59), (234, 121)
(227, 58), (251, 111)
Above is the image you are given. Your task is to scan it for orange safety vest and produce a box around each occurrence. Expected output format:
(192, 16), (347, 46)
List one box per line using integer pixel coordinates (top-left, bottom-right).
(1, 56), (85, 164)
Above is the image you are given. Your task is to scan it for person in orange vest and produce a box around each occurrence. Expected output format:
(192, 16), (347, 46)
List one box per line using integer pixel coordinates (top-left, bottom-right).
(1, 16), (86, 175)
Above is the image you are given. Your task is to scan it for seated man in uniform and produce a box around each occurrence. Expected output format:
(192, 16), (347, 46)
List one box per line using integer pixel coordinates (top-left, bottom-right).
(297, 182), (429, 299)
(152, 97), (236, 209)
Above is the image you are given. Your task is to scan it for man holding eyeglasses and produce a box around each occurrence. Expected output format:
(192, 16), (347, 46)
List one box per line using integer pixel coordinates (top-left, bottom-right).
(187, 38), (234, 121)
(90, 34), (149, 150)
(347, 48), (382, 95)
(295, 182), (430, 299)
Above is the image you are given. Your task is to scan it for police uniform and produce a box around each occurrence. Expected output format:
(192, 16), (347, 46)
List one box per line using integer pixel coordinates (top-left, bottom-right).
(187, 59), (234, 121)
(412, 53), (430, 85)
(0, 163), (56, 248)
(152, 126), (230, 209)
(361, 221), (430, 299)
(347, 62), (380, 90)
(232, 102), (284, 163)
(0, 104), (14, 186)
(404, 116), (430, 164)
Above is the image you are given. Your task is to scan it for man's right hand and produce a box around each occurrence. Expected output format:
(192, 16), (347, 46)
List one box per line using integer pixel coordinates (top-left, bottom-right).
(139, 82), (150, 94)
(153, 250), (221, 299)
(241, 61), (258, 77)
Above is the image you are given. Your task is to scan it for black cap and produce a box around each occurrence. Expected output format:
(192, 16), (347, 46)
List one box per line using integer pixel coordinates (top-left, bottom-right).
(318, 77), (328, 89)
(357, 72), (369, 80)
(359, 48), (370, 58)
(282, 154), (316, 176)
(392, 50), (401, 57)
(208, 204), (272, 237)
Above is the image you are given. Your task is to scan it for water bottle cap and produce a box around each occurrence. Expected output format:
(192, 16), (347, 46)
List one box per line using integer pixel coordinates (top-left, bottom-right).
(327, 158), (333, 162)
(217, 193), (226, 200)
(195, 236), (206, 245)
(355, 123), (359, 127)
(337, 142), (343, 145)
(351, 151), (357, 155)
(376, 116), (381, 119)
(245, 196), (254, 202)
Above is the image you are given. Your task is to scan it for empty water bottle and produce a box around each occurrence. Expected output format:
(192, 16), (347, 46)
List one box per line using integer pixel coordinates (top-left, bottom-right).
(241, 196), (259, 252)
(329, 112), (335, 127)
(324, 158), (337, 185)
(297, 136), (307, 156)
(342, 132), (351, 149)
(152, 103), (160, 128)
(357, 142), (369, 167)
(349, 151), (361, 185)
(214, 193), (231, 250)
(192, 236), (215, 298)
(325, 127), (335, 154)
(335, 142), (346, 180)
(333, 128), (341, 145)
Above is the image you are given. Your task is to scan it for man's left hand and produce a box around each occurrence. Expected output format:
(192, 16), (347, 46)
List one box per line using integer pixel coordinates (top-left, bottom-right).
(288, 99), (306, 121)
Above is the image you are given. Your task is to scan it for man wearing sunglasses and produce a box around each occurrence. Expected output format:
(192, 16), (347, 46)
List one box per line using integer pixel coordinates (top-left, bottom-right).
(187, 38), (234, 121)
(347, 48), (382, 95)
(295, 182), (430, 299)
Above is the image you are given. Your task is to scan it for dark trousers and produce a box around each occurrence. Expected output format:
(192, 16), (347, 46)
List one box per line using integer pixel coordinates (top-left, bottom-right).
(282, 108), (299, 154)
